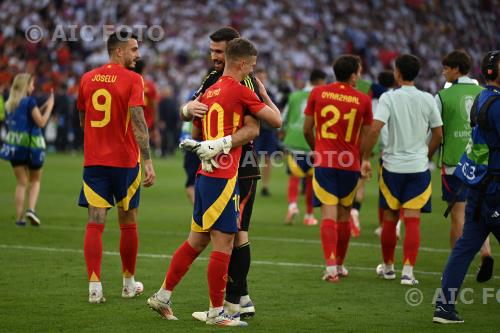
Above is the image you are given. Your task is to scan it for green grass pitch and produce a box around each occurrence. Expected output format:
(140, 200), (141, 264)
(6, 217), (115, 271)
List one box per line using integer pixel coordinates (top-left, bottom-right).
(0, 153), (498, 332)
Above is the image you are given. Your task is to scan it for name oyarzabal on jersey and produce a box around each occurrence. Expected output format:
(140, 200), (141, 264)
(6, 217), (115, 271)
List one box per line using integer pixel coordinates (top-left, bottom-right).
(304, 82), (373, 171)
(77, 63), (145, 168)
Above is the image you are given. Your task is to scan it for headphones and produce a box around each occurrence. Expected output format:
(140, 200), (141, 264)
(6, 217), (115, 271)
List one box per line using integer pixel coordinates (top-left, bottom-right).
(485, 50), (500, 80)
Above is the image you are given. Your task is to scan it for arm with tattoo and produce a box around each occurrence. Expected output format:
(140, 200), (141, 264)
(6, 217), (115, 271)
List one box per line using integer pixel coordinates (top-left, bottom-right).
(130, 106), (151, 161)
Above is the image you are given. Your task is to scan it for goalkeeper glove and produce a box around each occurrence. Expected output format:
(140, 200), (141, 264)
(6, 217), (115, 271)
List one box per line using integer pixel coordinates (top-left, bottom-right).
(196, 135), (232, 159)
(201, 158), (220, 172)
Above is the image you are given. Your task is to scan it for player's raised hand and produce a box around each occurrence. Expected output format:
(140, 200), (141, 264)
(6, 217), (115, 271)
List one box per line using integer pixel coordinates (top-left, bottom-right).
(196, 136), (232, 160)
(361, 159), (372, 179)
(254, 76), (268, 98)
(187, 96), (208, 118)
(179, 139), (200, 152)
(143, 159), (156, 187)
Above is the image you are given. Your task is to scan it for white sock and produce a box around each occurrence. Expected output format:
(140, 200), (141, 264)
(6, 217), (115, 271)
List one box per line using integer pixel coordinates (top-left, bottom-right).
(209, 306), (224, 318)
(240, 295), (251, 305)
(304, 213), (314, 219)
(288, 202), (297, 210)
(157, 288), (172, 302)
(402, 264), (413, 277)
(89, 281), (102, 293)
(384, 264), (394, 273)
(123, 276), (136, 288)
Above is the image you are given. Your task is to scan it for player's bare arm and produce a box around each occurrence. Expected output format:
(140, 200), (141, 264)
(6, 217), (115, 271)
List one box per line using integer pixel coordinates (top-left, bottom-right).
(360, 120), (385, 178)
(427, 126), (443, 159)
(303, 115), (315, 150)
(231, 115), (260, 147)
(255, 76), (280, 112)
(130, 106), (156, 187)
(359, 124), (374, 179)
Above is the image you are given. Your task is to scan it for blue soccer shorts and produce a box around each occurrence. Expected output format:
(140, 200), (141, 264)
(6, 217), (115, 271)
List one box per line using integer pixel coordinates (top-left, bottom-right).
(191, 175), (240, 233)
(312, 167), (360, 207)
(379, 167), (431, 212)
(78, 164), (141, 211)
(286, 152), (313, 178)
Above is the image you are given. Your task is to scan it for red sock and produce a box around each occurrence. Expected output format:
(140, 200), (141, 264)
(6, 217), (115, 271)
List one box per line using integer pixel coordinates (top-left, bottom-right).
(381, 220), (397, 264)
(164, 241), (200, 291)
(207, 251), (231, 308)
(320, 219), (337, 266)
(305, 177), (314, 214)
(403, 217), (420, 266)
(84, 223), (105, 281)
(288, 176), (300, 204)
(120, 223), (138, 277)
(378, 207), (383, 226)
(336, 221), (351, 265)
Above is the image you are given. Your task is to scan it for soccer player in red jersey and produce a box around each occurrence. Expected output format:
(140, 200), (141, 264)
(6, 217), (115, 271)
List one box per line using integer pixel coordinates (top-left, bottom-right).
(304, 55), (373, 282)
(147, 38), (281, 327)
(77, 31), (155, 303)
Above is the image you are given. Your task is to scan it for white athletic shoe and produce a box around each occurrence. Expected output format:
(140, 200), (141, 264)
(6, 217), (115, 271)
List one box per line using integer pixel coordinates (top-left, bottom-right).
(122, 281), (144, 298)
(147, 293), (178, 320)
(376, 264), (396, 280)
(337, 265), (349, 278)
(400, 274), (419, 286)
(206, 310), (248, 327)
(192, 301), (241, 322)
(240, 299), (255, 318)
(89, 289), (106, 304)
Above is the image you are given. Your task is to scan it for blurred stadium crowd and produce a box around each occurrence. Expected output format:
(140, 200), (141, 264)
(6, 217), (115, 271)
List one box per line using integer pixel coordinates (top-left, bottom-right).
(0, 0), (498, 152)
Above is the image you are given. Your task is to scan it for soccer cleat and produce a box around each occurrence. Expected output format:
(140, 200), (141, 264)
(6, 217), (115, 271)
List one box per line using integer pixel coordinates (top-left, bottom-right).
(400, 274), (419, 286)
(374, 226), (382, 237)
(192, 311), (209, 322)
(193, 301), (241, 322)
(89, 290), (106, 304)
(322, 271), (340, 283)
(285, 205), (299, 225)
(350, 209), (361, 237)
(122, 281), (144, 298)
(303, 216), (318, 226)
(240, 300), (255, 319)
(433, 306), (464, 324)
(476, 256), (494, 283)
(376, 264), (396, 280)
(206, 310), (248, 327)
(25, 209), (41, 226)
(147, 293), (178, 320)
(15, 220), (26, 227)
(337, 265), (349, 278)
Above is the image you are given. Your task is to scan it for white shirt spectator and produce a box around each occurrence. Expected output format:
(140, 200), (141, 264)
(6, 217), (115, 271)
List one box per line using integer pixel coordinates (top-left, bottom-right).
(375, 86), (443, 173)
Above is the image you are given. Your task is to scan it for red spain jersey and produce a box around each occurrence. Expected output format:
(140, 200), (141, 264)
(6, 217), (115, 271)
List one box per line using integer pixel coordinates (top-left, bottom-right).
(143, 79), (158, 130)
(304, 82), (372, 171)
(193, 76), (266, 179)
(77, 63), (145, 168)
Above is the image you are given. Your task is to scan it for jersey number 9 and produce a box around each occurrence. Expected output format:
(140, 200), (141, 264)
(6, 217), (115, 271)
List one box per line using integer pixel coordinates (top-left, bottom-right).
(91, 89), (112, 128)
